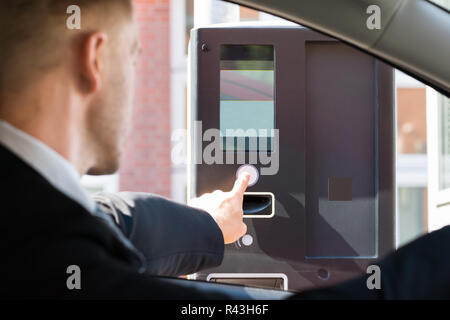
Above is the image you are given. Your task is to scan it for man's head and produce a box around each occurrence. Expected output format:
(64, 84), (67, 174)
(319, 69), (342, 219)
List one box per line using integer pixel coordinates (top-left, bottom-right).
(0, 0), (141, 175)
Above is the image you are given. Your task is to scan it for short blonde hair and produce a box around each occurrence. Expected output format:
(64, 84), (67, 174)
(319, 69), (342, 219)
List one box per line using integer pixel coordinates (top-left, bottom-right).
(0, 0), (133, 94)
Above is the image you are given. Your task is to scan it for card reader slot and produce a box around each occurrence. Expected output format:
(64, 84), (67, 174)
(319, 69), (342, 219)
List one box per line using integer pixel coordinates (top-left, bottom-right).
(208, 277), (285, 290)
(243, 193), (274, 217)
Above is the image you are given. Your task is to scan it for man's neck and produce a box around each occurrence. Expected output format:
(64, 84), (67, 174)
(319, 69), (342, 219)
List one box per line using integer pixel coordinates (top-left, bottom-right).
(0, 82), (92, 175)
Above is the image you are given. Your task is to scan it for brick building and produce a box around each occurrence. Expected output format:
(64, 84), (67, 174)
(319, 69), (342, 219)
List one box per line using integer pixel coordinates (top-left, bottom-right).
(120, 0), (172, 197)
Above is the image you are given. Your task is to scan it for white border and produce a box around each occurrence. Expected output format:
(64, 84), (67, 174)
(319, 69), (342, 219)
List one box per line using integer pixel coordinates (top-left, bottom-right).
(243, 192), (275, 218)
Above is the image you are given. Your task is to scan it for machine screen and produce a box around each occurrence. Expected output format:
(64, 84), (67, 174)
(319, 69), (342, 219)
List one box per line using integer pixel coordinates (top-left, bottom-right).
(220, 45), (275, 151)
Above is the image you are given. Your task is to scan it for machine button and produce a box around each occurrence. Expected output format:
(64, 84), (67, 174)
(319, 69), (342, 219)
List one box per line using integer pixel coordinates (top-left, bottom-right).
(242, 234), (253, 246)
(317, 268), (330, 281)
(236, 164), (259, 187)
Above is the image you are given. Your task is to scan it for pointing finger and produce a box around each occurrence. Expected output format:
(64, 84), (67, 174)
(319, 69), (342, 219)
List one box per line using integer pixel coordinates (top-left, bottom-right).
(231, 172), (250, 196)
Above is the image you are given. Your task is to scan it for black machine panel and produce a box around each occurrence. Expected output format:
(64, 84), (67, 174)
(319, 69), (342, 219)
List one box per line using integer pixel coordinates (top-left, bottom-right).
(188, 25), (395, 292)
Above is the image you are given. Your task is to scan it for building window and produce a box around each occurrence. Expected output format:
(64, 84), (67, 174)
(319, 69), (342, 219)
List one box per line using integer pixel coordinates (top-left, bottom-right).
(438, 95), (450, 190)
(397, 187), (427, 246)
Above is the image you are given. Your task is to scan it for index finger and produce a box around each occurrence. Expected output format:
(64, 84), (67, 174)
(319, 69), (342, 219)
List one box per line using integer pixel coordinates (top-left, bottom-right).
(231, 172), (250, 196)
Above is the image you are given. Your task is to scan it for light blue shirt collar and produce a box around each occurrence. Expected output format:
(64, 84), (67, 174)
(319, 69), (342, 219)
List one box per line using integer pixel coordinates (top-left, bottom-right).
(0, 120), (96, 214)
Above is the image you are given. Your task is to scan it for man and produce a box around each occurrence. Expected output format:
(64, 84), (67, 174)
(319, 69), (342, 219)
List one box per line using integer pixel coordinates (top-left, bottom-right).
(3, 0), (450, 301)
(0, 0), (251, 299)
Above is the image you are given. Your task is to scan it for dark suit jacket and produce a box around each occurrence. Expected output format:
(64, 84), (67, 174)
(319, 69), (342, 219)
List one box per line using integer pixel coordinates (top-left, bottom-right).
(93, 191), (226, 277)
(0, 144), (257, 299)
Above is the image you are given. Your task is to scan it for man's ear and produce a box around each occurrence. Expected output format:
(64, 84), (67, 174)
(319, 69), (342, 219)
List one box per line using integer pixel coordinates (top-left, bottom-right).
(79, 32), (108, 93)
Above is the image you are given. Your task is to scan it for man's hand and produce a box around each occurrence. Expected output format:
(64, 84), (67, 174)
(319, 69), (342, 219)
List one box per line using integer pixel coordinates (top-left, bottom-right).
(189, 173), (250, 244)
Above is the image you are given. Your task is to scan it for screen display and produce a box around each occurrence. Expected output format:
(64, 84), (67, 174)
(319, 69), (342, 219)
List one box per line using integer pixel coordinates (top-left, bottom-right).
(220, 45), (275, 151)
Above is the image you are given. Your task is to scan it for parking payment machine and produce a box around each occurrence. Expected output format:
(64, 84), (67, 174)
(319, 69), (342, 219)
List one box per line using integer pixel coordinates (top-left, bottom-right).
(188, 24), (395, 292)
